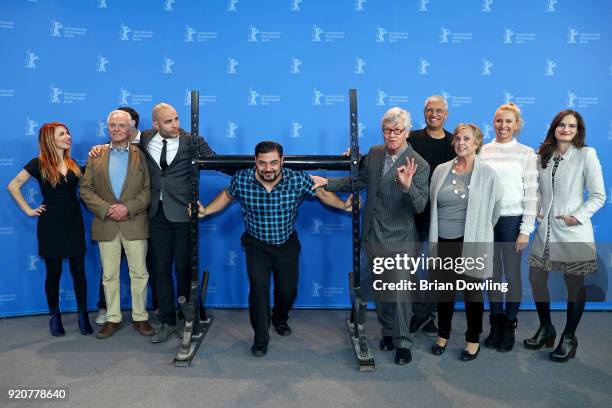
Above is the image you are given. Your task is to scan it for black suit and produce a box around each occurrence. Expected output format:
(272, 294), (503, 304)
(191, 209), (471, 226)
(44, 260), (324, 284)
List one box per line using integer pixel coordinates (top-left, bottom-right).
(138, 128), (216, 325)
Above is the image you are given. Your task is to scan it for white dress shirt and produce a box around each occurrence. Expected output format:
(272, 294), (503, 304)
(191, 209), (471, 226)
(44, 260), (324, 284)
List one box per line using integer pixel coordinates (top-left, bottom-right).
(147, 132), (180, 169)
(147, 132), (179, 201)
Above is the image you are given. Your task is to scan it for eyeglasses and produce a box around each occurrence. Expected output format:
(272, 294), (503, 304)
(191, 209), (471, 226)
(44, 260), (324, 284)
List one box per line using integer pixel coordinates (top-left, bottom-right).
(382, 128), (405, 135)
(424, 108), (446, 115)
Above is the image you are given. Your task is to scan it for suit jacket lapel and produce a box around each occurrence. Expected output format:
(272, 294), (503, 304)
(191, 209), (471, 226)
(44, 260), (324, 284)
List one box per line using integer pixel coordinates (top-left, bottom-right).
(101, 147), (114, 198)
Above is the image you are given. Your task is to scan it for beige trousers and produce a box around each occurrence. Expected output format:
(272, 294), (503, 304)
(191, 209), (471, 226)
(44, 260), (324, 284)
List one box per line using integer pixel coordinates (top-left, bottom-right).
(98, 231), (148, 323)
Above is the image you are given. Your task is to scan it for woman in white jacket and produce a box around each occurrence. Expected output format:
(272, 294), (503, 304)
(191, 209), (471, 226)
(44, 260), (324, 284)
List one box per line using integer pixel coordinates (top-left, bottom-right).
(524, 110), (605, 362)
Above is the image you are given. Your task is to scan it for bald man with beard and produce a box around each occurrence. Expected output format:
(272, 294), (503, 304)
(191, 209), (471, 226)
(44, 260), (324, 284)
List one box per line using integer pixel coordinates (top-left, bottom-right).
(139, 103), (216, 343)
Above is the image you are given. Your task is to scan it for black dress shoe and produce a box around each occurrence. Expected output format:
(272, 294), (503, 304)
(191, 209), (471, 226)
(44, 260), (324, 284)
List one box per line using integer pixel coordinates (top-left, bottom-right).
(251, 343), (268, 357)
(379, 336), (394, 351)
(431, 342), (447, 356)
(550, 334), (577, 362)
(524, 325), (556, 350)
(273, 321), (292, 336)
(460, 345), (480, 361)
(151, 323), (176, 343)
(409, 315), (432, 334)
(395, 348), (412, 365)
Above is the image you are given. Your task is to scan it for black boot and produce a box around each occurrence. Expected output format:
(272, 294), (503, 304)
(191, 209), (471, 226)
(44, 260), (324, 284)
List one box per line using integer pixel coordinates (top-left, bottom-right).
(49, 310), (65, 337)
(524, 325), (556, 350)
(484, 314), (503, 349)
(78, 311), (93, 335)
(550, 334), (578, 362)
(497, 317), (517, 352)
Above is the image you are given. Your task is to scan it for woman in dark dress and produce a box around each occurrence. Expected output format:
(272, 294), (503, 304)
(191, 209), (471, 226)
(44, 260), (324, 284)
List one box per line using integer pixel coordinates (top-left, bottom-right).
(8, 122), (93, 336)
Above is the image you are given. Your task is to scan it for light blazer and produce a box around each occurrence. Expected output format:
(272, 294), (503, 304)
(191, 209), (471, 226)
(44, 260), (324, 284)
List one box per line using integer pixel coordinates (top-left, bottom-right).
(80, 145), (150, 241)
(428, 156), (503, 278)
(139, 128), (215, 223)
(326, 144), (429, 256)
(531, 146), (605, 262)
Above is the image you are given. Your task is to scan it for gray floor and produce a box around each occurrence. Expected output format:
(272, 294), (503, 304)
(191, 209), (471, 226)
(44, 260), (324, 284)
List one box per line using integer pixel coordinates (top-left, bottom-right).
(1, 309), (611, 408)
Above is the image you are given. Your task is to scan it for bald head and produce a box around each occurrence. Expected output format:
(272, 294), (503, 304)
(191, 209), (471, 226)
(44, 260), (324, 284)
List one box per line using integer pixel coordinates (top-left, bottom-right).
(152, 103), (180, 138)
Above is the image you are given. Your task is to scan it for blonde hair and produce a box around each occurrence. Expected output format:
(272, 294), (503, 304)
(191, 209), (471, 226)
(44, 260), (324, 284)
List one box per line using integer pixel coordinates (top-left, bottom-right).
(495, 102), (523, 130)
(452, 123), (484, 154)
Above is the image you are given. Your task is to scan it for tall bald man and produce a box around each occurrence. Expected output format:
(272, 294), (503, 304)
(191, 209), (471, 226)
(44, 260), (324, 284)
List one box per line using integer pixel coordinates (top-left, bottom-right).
(139, 103), (216, 343)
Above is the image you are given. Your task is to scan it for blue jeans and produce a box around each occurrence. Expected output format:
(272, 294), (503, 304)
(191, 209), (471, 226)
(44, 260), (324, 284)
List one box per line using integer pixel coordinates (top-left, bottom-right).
(489, 215), (523, 320)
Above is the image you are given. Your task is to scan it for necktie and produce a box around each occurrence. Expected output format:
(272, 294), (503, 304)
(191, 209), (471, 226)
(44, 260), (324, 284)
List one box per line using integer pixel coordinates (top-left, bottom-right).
(160, 139), (168, 171)
(383, 154), (396, 176)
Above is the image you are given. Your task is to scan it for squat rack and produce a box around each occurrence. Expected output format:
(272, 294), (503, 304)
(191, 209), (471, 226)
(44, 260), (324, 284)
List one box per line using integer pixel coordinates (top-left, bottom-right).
(174, 89), (374, 371)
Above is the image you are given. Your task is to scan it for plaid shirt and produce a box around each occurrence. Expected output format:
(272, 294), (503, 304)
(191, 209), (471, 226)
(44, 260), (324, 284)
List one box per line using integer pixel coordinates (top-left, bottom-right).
(227, 167), (316, 245)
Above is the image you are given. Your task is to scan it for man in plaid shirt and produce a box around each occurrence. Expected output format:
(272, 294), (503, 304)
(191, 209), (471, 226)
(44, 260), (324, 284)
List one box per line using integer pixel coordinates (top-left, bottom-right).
(196, 141), (353, 356)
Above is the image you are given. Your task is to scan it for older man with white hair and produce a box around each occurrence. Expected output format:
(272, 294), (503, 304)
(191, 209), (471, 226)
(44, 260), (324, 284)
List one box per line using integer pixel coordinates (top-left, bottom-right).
(311, 107), (429, 365)
(81, 109), (153, 339)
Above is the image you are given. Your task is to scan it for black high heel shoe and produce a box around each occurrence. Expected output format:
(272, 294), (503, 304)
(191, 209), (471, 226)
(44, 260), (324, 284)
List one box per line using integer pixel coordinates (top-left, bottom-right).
(524, 325), (556, 350)
(550, 334), (578, 362)
(78, 312), (93, 335)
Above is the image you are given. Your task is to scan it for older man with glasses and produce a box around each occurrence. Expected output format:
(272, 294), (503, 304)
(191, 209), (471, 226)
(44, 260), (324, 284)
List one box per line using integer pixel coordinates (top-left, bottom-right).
(311, 107), (429, 365)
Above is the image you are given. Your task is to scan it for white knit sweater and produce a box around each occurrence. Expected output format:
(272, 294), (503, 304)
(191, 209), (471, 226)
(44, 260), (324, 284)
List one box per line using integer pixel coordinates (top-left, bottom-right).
(480, 138), (538, 235)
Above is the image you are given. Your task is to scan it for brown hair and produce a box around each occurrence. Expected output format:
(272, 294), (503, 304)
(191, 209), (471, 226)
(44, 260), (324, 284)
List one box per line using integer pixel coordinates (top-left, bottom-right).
(538, 110), (586, 169)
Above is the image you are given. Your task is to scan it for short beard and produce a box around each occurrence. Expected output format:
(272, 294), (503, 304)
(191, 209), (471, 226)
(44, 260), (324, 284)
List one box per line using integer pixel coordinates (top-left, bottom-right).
(257, 168), (281, 183)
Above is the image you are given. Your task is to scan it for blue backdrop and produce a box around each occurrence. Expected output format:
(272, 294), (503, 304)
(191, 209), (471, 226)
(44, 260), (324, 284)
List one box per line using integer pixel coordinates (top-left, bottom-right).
(1, 0), (610, 316)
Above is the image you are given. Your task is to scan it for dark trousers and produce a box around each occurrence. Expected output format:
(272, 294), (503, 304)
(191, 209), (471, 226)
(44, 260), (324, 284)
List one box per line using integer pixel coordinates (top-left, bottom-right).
(96, 239), (158, 310)
(435, 237), (484, 343)
(412, 215), (436, 319)
(44, 256), (88, 313)
(150, 202), (190, 326)
(489, 215), (523, 319)
(241, 231), (300, 345)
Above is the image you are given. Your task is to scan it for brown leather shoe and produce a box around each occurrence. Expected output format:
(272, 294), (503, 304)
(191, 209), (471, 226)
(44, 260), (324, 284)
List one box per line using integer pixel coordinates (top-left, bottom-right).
(96, 322), (122, 339)
(132, 320), (155, 336)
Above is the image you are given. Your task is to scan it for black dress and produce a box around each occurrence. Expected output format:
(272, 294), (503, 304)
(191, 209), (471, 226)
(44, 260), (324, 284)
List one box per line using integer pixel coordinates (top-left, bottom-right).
(24, 158), (86, 259)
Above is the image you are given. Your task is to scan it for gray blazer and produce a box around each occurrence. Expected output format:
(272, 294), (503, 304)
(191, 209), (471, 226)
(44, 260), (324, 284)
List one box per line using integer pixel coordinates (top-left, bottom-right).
(326, 144), (429, 256)
(531, 146), (605, 262)
(139, 128), (215, 223)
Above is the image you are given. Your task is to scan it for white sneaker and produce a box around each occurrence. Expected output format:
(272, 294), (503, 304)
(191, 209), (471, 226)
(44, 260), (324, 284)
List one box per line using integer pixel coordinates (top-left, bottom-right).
(95, 308), (107, 326)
